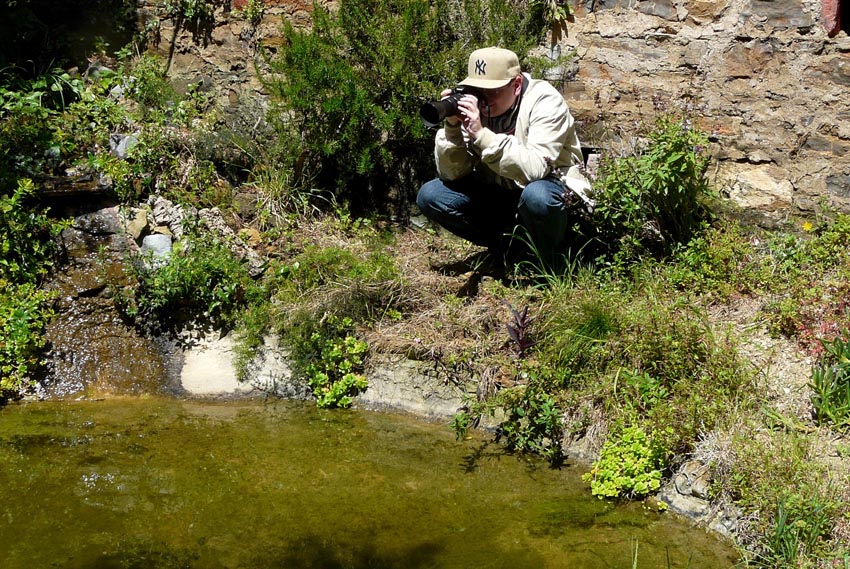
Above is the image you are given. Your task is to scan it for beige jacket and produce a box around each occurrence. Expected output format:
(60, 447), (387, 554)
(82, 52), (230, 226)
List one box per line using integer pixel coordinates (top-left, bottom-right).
(434, 74), (594, 209)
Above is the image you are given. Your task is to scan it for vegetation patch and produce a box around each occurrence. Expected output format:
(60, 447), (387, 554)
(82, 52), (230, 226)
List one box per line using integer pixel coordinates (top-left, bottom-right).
(0, 179), (65, 394)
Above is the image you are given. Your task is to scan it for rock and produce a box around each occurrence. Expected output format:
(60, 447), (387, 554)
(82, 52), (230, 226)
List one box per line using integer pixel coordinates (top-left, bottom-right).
(149, 195), (195, 238)
(198, 207), (266, 277)
(179, 332), (310, 398)
(674, 460), (712, 499)
(124, 207), (150, 241)
(723, 164), (794, 211)
(141, 234), (173, 266)
(239, 227), (262, 247)
(240, 335), (310, 399)
(708, 504), (742, 539)
(109, 133), (139, 159)
(658, 484), (712, 519)
(73, 206), (123, 236)
(356, 356), (468, 421)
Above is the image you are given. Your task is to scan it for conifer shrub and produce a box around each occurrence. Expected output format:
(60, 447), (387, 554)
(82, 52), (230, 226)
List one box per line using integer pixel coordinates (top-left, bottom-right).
(263, 0), (548, 215)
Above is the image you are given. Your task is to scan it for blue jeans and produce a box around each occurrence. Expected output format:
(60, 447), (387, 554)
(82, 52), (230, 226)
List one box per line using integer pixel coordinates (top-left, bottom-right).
(416, 175), (571, 262)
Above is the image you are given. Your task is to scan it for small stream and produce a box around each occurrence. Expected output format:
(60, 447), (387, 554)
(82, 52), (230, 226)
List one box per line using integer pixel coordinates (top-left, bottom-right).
(0, 398), (738, 568)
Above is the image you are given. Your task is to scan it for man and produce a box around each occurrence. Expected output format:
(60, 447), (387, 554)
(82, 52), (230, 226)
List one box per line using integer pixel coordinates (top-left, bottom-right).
(416, 46), (592, 267)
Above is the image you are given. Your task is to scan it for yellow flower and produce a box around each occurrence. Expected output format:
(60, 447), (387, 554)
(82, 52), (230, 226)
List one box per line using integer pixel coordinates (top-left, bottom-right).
(802, 221), (814, 232)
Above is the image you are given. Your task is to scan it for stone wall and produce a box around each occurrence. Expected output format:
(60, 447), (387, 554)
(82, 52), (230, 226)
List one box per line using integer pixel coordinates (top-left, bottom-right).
(562, 0), (850, 222)
(139, 0), (850, 222)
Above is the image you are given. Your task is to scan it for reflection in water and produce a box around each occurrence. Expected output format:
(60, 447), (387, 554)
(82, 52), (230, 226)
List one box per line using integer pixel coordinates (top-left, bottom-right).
(0, 399), (738, 568)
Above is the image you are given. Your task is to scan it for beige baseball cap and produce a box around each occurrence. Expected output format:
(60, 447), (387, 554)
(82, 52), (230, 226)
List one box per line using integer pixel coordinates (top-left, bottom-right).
(458, 47), (521, 89)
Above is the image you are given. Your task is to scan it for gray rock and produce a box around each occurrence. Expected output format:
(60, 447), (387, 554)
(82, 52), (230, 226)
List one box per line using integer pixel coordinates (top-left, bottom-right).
(109, 134), (139, 159)
(141, 234), (173, 266)
(674, 460), (712, 499)
(658, 485), (712, 519)
(124, 208), (150, 241)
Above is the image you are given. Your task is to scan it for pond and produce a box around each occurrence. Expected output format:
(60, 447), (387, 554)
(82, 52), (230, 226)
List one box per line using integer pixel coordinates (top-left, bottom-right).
(0, 398), (738, 568)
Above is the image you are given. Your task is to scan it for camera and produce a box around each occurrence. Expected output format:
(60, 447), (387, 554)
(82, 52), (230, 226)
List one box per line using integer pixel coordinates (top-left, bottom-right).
(419, 86), (480, 128)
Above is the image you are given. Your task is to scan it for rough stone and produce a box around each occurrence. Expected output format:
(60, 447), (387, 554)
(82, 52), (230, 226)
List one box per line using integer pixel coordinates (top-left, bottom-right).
(686, 0), (728, 24)
(356, 356), (468, 420)
(658, 484), (712, 519)
(674, 460), (711, 499)
(73, 206), (123, 236)
(723, 164), (794, 211)
(109, 133), (139, 159)
(124, 207), (150, 241)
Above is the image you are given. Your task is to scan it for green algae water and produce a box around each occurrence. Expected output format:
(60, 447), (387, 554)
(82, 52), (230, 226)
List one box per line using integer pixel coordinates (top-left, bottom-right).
(0, 399), (737, 568)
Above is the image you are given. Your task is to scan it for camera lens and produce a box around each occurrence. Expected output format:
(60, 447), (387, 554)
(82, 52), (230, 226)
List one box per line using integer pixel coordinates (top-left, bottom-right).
(420, 97), (459, 128)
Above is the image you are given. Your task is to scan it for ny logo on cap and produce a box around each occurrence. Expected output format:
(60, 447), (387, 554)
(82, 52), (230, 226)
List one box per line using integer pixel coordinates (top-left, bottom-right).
(475, 59), (487, 75)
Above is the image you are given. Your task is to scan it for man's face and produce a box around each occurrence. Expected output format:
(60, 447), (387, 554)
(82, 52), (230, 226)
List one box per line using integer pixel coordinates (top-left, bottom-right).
(478, 76), (521, 118)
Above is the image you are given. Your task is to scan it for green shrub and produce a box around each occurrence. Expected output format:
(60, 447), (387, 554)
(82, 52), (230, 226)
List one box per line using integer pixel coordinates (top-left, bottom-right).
(752, 491), (837, 568)
(0, 281), (53, 394)
(267, 243), (402, 322)
(667, 221), (774, 299)
(536, 276), (757, 455)
(537, 286), (622, 387)
(759, 215), (850, 349)
(164, 0), (216, 25)
(0, 179), (63, 284)
(0, 70), (85, 185)
(303, 315), (369, 408)
(0, 178), (65, 394)
(584, 424), (669, 499)
(494, 379), (565, 462)
(593, 113), (712, 262)
(264, 0), (546, 213)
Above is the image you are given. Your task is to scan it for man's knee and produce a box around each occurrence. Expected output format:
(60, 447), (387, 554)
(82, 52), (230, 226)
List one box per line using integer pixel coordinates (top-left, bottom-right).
(416, 178), (443, 214)
(519, 180), (561, 218)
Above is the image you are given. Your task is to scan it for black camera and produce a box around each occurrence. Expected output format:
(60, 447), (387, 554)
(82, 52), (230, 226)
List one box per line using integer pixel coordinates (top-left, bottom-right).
(419, 86), (480, 128)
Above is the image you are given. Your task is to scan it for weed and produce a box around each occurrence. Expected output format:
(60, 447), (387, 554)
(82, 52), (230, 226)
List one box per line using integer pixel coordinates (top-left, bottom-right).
(298, 315), (369, 408)
(236, 0), (265, 25)
(163, 0), (216, 25)
(505, 303), (536, 359)
(593, 112), (712, 262)
(747, 490), (838, 567)
(810, 335), (850, 428)
(0, 179), (64, 284)
(243, 163), (326, 229)
(0, 179), (66, 394)
(0, 281), (54, 394)
(494, 378), (565, 463)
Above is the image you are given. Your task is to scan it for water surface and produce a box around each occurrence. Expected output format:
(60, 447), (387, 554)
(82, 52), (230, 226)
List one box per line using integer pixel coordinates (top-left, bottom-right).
(0, 399), (737, 568)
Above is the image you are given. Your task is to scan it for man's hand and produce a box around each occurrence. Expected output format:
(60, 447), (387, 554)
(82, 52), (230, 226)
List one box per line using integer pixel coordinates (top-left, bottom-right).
(456, 95), (483, 139)
(439, 89), (483, 137)
(440, 89), (462, 127)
